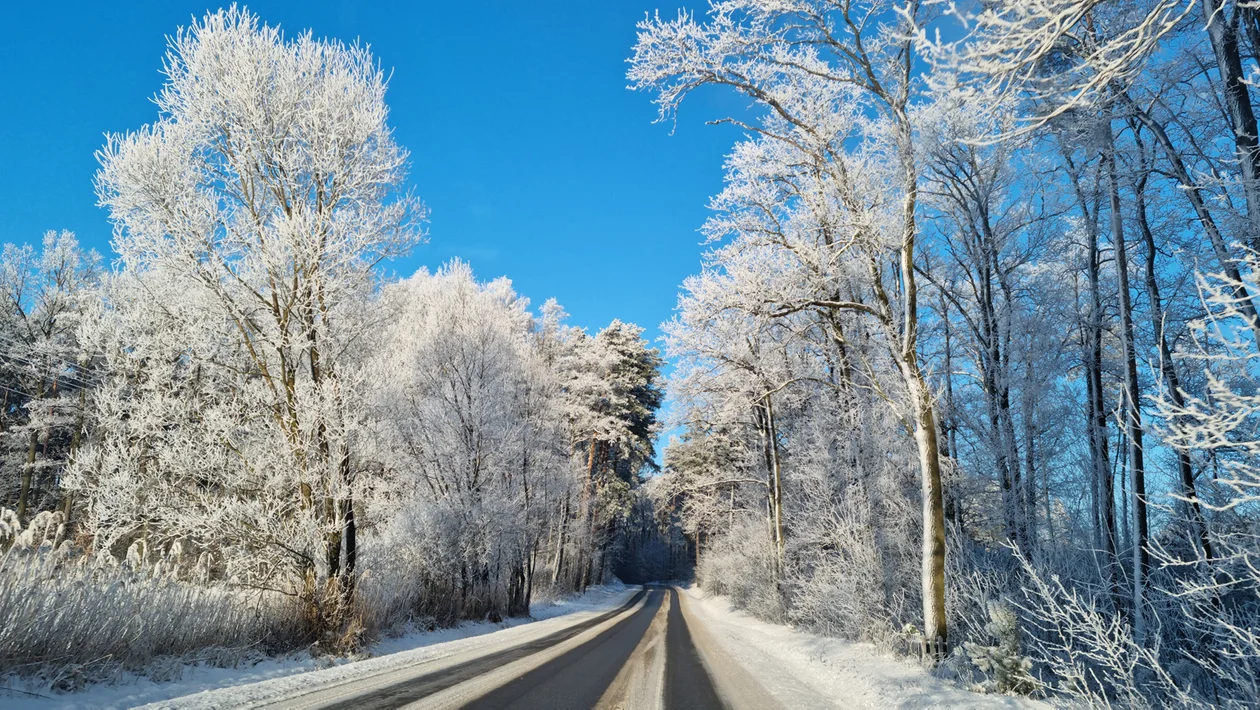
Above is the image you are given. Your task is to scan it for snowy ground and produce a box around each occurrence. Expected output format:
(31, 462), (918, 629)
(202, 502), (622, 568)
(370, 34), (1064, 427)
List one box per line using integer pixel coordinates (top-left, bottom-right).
(678, 585), (1050, 709)
(2, 581), (1053, 709)
(0, 582), (634, 710)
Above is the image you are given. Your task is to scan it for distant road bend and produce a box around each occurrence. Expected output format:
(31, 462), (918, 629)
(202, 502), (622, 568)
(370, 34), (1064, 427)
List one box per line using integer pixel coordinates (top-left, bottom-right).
(243, 585), (771, 710)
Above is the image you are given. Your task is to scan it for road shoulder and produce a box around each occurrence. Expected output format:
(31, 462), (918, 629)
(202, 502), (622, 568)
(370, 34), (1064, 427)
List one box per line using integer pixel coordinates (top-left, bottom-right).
(677, 586), (1048, 710)
(130, 585), (642, 710)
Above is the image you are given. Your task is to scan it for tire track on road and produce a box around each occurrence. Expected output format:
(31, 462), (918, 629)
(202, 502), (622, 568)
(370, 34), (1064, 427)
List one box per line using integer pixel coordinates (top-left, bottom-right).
(311, 588), (649, 710)
(664, 588), (725, 709)
(459, 588), (667, 710)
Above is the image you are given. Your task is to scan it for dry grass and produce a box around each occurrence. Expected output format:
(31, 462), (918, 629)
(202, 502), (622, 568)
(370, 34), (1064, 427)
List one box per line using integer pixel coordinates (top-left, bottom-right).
(0, 540), (304, 690)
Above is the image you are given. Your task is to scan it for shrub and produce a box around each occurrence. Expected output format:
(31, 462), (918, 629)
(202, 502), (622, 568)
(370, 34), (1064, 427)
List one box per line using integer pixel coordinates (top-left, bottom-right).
(963, 600), (1037, 695)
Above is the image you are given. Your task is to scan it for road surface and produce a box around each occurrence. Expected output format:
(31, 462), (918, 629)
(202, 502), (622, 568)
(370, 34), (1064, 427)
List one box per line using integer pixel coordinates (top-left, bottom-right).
(173, 585), (765, 710)
(140, 584), (1032, 710)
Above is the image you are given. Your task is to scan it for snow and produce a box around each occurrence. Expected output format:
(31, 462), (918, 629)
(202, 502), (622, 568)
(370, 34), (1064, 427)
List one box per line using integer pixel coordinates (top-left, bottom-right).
(679, 586), (1051, 710)
(0, 583), (635, 710)
(0, 581), (1052, 709)
(527, 577), (628, 621)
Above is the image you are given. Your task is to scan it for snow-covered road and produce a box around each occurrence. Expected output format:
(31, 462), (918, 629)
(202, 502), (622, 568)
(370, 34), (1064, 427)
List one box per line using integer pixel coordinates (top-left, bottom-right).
(120, 584), (1045, 710)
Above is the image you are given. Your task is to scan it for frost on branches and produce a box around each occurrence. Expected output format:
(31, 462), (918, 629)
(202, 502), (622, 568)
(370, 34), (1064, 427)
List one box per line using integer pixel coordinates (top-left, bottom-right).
(0, 7), (665, 682)
(636, 0), (1260, 704)
(631, 0), (951, 659)
(78, 6), (422, 638)
(0, 231), (100, 524)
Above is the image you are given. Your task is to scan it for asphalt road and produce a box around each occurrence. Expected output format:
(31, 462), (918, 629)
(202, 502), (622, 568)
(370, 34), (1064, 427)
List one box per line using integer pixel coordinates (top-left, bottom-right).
(312, 586), (728, 710)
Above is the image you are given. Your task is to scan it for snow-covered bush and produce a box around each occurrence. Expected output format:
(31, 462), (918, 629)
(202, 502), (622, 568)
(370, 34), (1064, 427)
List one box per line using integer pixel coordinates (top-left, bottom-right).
(10, 509), (66, 551)
(963, 600), (1036, 695)
(358, 497), (534, 629)
(783, 401), (923, 646)
(1012, 550), (1196, 707)
(945, 538), (1014, 653)
(0, 508), (19, 547)
(1147, 248), (1260, 705)
(696, 519), (784, 622)
(785, 483), (917, 645)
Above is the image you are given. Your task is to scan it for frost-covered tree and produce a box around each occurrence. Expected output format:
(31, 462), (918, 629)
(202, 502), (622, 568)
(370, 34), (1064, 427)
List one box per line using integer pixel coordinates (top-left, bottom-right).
(0, 231), (100, 522)
(1150, 250), (1260, 699)
(361, 262), (574, 621)
(636, 0), (1260, 699)
(661, 226), (925, 630)
(0, 6), (673, 681)
(918, 96), (1061, 554)
(73, 6), (423, 635)
(631, 0), (952, 657)
(553, 320), (663, 590)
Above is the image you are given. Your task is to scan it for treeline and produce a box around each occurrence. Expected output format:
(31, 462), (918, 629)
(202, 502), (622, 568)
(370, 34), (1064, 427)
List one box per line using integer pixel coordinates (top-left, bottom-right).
(0, 8), (662, 680)
(635, 0), (1260, 706)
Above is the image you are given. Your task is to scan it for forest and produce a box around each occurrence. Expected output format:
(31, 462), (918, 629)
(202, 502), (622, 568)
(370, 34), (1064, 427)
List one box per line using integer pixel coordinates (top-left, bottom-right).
(631, 0), (1260, 706)
(0, 6), (665, 691)
(1, 0), (1260, 707)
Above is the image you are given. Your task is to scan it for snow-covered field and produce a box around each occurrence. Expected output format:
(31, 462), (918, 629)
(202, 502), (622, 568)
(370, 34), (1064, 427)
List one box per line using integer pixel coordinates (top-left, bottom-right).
(678, 586), (1050, 709)
(0, 583), (634, 710)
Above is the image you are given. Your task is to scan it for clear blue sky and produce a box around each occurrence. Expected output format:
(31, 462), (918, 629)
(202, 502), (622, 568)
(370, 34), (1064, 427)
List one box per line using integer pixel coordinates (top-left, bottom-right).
(0, 0), (746, 346)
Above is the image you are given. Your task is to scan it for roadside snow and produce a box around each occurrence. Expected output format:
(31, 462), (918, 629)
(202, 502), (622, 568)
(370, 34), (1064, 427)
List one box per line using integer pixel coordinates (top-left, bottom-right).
(0, 583), (634, 710)
(529, 577), (628, 621)
(680, 586), (1051, 710)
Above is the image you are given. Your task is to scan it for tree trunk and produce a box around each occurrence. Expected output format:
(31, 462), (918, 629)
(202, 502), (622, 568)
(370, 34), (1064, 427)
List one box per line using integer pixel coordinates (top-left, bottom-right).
(526, 543), (536, 610)
(552, 495), (569, 586)
(17, 429), (38, 522)
(895, 116), (947, 663)
(1021, 383), (1038, 552)
(1132, 134), (1213, 561)
(765, 396), (785, 568)
(979, 266), (1019, 549)
(755, 399), (785, 576)
(17, 379), (45, 522)
(1204, 0), (1260, 250)
(1105, 128), (1148, 640)
(993, 256), (1029, 556)
(580, 437), (601, 593)
(940, 291), (960, 526)
(1065, 151), (1118, 603)
(1088, 228), (1118, 606)
(903, 365), (948, 661)
(1124, 97), (1260, 348)
(341, 498), (356, 593)
(595, 521), (609, 585)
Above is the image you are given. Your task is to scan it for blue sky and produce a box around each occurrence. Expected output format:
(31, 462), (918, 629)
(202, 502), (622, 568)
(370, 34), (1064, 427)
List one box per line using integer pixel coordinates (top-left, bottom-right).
(0, 0), (746, 347)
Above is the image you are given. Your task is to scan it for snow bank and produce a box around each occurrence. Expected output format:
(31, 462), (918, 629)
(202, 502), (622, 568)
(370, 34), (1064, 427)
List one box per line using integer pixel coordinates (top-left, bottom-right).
(681, 585), (1049, 709)
(530, 578), (628, 620)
